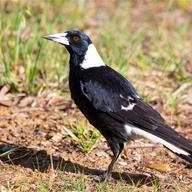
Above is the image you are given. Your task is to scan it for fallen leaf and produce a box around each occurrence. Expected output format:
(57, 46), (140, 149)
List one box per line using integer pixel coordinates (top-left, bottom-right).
(0, 100), (12, 107)
(148, 162), (171, 172)
(0, 85), (11, 97)
(0, 85), (12, 106)
(118, 161), (127, 166)
(17, 96), (34, 107)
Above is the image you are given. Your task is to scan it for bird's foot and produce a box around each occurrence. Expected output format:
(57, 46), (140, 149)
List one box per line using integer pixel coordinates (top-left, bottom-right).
(94, 171), (112, 183)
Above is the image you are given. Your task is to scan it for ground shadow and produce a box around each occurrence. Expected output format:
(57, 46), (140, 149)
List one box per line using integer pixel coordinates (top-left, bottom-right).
(0, 143), (157, 186)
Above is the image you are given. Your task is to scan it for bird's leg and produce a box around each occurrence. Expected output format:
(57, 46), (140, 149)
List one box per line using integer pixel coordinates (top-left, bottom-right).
(94, 142), (124, 183)
(106, 142), (124, 180)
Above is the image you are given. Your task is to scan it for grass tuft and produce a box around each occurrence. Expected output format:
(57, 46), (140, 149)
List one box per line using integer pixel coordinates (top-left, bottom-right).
(68, 121), (101, 153)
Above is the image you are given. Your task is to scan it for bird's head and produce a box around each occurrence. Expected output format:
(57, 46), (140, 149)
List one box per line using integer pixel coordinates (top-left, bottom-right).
(43, 30), (92, 56)
(44, 30), (105, 69)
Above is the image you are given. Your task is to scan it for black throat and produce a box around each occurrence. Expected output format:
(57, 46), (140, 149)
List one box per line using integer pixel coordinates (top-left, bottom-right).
(69, 53), (85, 71)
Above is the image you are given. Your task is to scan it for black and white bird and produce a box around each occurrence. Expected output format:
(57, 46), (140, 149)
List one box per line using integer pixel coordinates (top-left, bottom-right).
(44, 30), (192, 179)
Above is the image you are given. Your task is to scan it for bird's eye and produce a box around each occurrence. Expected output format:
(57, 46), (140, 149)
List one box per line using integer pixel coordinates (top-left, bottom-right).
(72, 35), (80, 42)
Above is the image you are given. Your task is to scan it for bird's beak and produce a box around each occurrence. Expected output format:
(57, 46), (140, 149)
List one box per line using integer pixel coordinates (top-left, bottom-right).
(43, 32), (69, 46)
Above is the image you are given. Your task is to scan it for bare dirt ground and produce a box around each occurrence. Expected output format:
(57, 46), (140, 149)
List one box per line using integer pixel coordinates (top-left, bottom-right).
(0, 93), (192, 191)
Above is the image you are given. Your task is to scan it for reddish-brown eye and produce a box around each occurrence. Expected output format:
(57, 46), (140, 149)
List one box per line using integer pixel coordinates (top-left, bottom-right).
(72, 35), (80, 42)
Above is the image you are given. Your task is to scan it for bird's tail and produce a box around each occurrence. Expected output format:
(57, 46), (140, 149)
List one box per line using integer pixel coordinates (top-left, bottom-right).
(132, 125), (192, 164)
(161, 132), (192, 164)
(152, 127), (192, 164)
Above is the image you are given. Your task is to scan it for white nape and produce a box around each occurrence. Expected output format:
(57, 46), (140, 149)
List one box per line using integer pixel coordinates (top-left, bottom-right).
(80, 44), (105, 69)
(124, 124), (190, 156)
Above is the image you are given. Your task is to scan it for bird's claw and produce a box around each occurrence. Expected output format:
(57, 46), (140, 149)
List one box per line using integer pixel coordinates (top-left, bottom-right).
(93, 171), (112, 183)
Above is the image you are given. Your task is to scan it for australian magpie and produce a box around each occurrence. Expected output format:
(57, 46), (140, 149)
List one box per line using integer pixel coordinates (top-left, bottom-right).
(44, 30), (192, 179)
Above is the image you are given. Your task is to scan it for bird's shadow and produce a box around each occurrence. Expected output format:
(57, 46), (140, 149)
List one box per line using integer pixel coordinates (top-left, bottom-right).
(0, 143), (157, 186)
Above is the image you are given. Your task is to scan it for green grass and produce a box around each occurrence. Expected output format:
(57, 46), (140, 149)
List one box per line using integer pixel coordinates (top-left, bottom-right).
(2, 170), (185, 192)
(0, 1), (191, 100)
(67, 120), (101, 153)
(0, 1), (84, 94)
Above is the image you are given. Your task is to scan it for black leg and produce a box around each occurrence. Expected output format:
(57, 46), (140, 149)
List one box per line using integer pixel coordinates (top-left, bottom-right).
(106, 142), (124, 179)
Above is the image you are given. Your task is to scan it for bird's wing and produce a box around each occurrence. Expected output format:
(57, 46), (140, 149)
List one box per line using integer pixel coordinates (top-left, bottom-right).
(80, 66), (192, 157)
(80, 66), (164, 126)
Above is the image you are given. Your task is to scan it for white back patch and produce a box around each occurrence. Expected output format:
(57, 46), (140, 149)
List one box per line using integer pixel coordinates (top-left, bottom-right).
(80, 44), (105, 69)
(124, 124), (190, 156)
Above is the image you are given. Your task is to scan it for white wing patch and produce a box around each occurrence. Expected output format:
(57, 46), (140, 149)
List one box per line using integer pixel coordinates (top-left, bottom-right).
(124, 124), (190, 156)
(121, 103), (136, 111)
(80, 44), (105, 69)
(120, 95), (136, 111)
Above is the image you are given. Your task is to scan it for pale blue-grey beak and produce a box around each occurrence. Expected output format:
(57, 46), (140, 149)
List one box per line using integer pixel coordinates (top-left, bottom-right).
(43, 32), (69, 45)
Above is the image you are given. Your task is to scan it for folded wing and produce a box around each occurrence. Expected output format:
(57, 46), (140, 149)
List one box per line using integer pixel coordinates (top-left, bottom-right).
(80, 66), (192, 163)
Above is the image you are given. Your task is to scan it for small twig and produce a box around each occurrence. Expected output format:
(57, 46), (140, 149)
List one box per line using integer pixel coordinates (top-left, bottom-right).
(125, 143), (163, 149)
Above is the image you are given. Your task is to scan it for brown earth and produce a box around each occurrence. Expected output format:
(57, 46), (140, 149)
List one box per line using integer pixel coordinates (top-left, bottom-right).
(0, 94), (192, 191)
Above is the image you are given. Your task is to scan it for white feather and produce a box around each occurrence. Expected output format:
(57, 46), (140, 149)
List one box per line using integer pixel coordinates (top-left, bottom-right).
(120, 95), (136, 111)
(80, 44), (105, 69)
(124, 124), (190, 156)
(121, 103), (136, 111)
